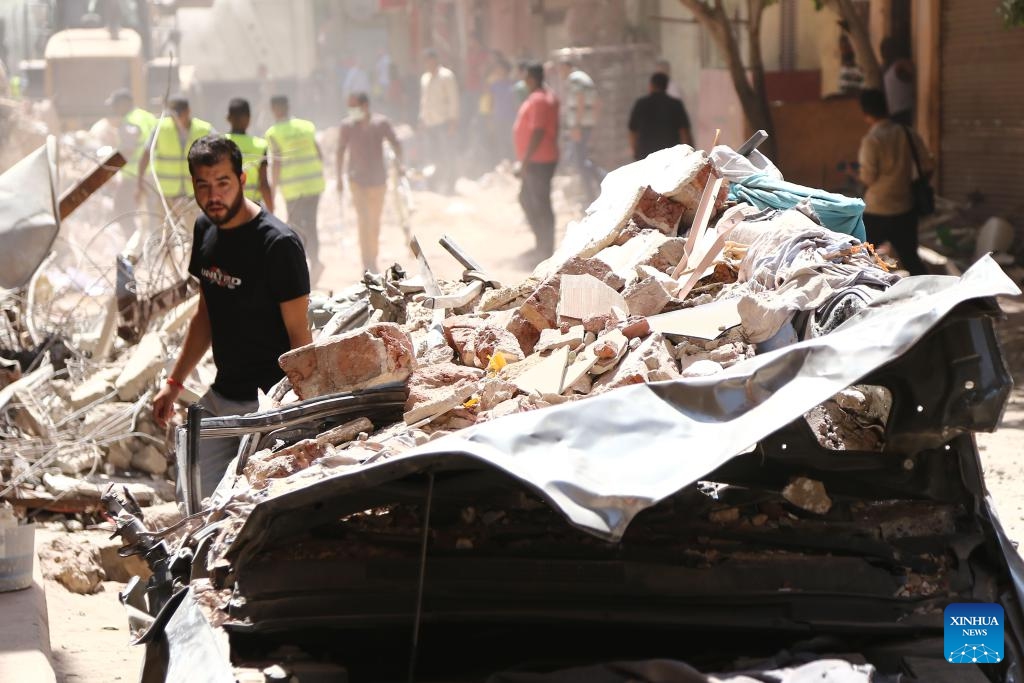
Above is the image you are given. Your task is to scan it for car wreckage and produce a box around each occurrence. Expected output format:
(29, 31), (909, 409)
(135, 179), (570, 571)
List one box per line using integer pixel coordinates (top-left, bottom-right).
(101, 144), (1024, 683)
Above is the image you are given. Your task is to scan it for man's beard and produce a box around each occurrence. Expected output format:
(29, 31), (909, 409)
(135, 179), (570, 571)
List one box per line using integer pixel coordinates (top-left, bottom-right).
(202, 189), (245, 226)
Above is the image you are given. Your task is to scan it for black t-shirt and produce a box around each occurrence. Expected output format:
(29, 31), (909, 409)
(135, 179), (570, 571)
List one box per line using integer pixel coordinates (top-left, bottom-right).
(628, 91), (691, 161)
(188, 210), (310, 401)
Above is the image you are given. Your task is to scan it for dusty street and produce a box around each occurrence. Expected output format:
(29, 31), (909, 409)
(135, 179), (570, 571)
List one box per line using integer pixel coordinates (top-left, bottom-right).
(313, 169), (580, 292)
(30, 175), (1024, 682)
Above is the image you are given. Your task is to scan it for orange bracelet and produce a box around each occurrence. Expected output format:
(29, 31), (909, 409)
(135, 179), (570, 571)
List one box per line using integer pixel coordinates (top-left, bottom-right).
(166, 377), (185, 390)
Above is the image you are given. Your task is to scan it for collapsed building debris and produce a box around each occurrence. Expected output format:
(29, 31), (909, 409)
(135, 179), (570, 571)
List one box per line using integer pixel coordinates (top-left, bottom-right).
(60, 132), (1022, 680)
(0, 138), (983, 521)
(146, 143), (935, 535)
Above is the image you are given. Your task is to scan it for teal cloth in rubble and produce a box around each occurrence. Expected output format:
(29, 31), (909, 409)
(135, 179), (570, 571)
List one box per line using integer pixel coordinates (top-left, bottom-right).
(728, 172), (867, 243)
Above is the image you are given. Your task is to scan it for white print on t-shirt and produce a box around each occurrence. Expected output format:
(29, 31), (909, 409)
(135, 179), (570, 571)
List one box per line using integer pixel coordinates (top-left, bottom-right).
(201, 266), (242, 290)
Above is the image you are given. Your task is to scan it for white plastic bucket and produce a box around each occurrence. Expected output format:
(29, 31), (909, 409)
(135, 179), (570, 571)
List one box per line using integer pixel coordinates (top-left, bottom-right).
(0, 523), (36, 592)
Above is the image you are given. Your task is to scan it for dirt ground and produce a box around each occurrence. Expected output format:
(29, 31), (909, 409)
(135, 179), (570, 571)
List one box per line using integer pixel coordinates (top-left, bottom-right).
(977, 297), (1024, 546)
(35, 178), (1024, 682)
(47, 578), (142, 683)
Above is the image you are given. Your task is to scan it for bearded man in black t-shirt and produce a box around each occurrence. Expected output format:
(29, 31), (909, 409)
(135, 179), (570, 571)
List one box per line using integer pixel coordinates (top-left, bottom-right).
(153, 135), (313, 499)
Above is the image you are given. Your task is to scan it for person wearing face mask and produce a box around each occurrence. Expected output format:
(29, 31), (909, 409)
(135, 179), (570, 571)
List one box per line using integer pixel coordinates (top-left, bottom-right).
(336, 92), (402, 273)
(152, 135), (312, 500)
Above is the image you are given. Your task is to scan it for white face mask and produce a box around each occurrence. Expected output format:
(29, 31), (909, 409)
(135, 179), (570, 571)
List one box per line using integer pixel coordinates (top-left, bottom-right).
(348, 107), (367, 121)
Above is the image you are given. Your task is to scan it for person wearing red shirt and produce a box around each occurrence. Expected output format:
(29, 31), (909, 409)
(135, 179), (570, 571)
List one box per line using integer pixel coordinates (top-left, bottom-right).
(513, 63), (560, 257)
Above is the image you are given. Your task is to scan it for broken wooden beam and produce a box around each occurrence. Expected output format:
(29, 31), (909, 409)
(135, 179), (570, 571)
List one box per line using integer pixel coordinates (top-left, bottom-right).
(58, 151), (126, 220)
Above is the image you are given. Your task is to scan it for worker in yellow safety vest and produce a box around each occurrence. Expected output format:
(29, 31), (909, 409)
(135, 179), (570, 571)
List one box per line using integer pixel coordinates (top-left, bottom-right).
(137, 95), (214, 205)
(265, 95), (325, 284)
(224, 98), (273, 212)
(102, 88), (156, 238)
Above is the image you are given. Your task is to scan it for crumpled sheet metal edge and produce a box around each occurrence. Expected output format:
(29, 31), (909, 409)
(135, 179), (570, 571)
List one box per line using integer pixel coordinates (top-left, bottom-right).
(229, 256), (1019, 549)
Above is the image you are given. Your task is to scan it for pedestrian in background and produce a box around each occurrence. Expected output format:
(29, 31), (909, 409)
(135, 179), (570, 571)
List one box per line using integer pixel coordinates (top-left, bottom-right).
(265, 95), (326, 285)
(224, 98), (273, 212)
(513, 62), (559, 258)
(557, 57), (603, 203)
(628, 72), (692, 161)
(95, 88), (156, 239)
(419, 48), (460, 194)
(512, 59), (530, 108)
(881, 36), (915, 126)
(655, 58), (684, 101)
(857, 88), (932, 275)
(137, 94), (213, 229)
(336, 92), (403, 273)
(488, 57), (518, 165)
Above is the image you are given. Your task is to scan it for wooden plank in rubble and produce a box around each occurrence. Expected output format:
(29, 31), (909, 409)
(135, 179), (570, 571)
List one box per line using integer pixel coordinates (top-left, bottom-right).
(58, 151), (126, 220)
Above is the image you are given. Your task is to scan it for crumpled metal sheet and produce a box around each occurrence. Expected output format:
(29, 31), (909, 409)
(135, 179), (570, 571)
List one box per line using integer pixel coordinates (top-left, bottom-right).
(0, 137), (59, 289)
(230, 257), (1019, 552)
(162, 589), (234, 683)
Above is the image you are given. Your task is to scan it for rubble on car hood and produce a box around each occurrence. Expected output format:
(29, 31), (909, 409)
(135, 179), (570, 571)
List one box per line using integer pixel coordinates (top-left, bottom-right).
(191, 145), (1018, 557)
(2, 142), (1017, 548)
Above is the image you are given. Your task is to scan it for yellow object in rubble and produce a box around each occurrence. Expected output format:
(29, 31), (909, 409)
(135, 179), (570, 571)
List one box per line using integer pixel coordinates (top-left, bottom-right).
(486, 352), (507, 373)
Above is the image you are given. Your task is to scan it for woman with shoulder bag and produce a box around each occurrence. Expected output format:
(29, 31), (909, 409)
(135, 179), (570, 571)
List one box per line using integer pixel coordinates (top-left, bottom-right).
(857, 89), (934, 275)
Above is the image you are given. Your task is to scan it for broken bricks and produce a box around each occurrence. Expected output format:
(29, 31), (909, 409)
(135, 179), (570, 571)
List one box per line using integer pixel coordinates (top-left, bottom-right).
(279, 322), (417, 400)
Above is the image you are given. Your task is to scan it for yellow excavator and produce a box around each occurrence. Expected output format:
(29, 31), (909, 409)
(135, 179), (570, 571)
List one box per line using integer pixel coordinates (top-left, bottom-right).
(26, 0), (210, 130)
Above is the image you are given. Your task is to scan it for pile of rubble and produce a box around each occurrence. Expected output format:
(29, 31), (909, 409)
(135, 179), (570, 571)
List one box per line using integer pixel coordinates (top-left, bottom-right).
(234, 144), (897, 498)
(0, 142), (898, 530)
(0, 293), (196, 514)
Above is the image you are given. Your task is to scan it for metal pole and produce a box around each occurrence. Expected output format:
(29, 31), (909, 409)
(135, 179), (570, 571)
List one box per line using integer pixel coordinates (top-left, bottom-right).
(407, 471), (435, 683)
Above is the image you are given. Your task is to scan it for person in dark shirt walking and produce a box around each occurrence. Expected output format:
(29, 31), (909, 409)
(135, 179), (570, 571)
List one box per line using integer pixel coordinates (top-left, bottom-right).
(152, 135), (313, 499)
(627, 72), (693, 161)
(336, 92), (403, 273)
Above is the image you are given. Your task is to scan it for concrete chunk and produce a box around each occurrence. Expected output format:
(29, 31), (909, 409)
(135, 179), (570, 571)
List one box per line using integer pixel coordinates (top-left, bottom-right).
(623, 277), (672, 317)
(317, 417), (374, 446)
(536, 325), (585, 353)
(405, 363), (484, 413)
(404, 381), (478, 425)
(244, 440), (326, 489)
(279, 323), (416, 400)
(115, 331), (165, 400)
(466, 326), (525, 368)
(130, 444), (168, 476)
(68, 367), (120, 410)
(556, 256), (626, 291)
(782, 477), (833, 515)
(511, 346), (570, 396)
(556, 274), (627, 321)
(478, 378), (519, 411)
(632, 186), (685, 236)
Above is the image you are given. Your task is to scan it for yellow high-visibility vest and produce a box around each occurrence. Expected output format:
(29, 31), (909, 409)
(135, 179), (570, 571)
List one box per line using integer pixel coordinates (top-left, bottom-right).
(224, 132), (269, 202)
(152, 116), (213, 197)
(265, 118), (325, 200)
(121, 108), (157, 179)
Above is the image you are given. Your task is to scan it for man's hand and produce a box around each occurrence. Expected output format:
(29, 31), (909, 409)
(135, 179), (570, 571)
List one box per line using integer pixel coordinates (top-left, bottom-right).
(570, 126), (583, 143)
(152, 382), (182, 429)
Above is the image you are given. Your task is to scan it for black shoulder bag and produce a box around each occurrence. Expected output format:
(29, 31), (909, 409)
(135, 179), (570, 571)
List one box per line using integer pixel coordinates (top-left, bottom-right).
(902, 125), (935, 217)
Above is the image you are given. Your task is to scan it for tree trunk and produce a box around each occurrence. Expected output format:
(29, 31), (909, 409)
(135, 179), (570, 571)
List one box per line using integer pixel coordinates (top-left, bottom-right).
(677, 0), (777, 158)
(745, 0), (776, 157)
(828, 0), (883, 89)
